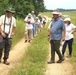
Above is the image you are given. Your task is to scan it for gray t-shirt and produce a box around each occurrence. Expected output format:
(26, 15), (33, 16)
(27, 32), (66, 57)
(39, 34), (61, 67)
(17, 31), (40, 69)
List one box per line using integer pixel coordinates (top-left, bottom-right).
(50, 17), (65, 40)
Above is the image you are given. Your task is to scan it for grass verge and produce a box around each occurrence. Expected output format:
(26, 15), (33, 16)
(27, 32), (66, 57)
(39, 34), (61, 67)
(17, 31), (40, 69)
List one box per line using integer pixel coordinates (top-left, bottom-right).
(8, 27), (49, 75)
(12, 19), (25, 47)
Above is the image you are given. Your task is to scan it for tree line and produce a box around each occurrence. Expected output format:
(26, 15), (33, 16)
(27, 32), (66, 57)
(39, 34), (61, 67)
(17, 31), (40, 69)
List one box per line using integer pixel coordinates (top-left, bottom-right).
(0, 0), (45, 18)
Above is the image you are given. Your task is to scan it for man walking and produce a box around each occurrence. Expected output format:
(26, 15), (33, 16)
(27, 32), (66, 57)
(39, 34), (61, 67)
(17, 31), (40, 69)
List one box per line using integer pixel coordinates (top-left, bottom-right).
(0, 8), (16, 65)
(24, 13), (34, 42)
(48, 11), (66, 64)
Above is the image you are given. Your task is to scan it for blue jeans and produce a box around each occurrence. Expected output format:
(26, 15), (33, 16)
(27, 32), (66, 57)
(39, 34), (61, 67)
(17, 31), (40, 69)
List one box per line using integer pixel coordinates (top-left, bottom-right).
(33, 24), (38, 37)
(62, 38), (74, 56)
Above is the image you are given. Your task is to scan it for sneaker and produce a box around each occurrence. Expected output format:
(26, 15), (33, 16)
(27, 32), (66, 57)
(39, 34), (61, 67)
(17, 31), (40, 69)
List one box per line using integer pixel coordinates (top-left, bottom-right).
(47, 61), (55, 64)
(66, 55), (71, 58)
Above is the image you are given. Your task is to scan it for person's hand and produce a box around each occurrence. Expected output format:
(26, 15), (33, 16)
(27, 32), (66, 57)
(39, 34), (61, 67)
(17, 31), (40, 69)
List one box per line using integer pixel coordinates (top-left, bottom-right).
(48, 35), (50, 41)
(11, 32), (15, 36)
(62, 36), (65, 41)
(1, 32), (6, 38)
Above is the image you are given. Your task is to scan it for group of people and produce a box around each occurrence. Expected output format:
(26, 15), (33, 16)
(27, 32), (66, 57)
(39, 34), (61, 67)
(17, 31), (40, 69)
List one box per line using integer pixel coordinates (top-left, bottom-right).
(0, 7), (47, 65)
(48, 10), (76, 64)
(0, 7), (75, 65)
(24, 11), (47, 42)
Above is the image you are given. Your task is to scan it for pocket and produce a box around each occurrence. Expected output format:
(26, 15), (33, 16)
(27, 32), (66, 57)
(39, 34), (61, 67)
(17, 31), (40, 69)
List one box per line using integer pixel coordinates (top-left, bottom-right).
(0, 34), (3, 43)
(0, 35), (4, 49)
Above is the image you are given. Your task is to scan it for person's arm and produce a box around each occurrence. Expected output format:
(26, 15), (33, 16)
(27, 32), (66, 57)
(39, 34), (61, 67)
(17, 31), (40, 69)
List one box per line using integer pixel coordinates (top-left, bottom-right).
(72, 28), (76, 34)
(0, 17), (6, 38)
(62, 29), (66, 41)
(11, 18), (16, 36)
(11, 27), (16, 36)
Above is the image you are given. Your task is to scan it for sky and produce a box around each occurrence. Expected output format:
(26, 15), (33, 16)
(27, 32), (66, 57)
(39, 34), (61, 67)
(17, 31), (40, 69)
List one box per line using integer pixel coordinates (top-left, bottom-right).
(44, 0), (76, 10)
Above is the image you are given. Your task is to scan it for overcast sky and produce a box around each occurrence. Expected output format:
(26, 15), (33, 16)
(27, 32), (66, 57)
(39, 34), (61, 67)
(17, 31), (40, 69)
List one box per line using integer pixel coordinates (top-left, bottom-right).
(44, 0), (76, 10)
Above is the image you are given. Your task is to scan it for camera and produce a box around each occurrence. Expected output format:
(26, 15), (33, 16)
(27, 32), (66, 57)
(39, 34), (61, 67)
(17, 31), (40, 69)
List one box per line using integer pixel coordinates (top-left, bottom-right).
(28, 21), (30, 24)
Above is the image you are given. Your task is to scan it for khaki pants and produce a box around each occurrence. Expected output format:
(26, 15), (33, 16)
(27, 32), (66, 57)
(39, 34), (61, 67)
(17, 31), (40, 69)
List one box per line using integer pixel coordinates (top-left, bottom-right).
(25, 29), (32, 41)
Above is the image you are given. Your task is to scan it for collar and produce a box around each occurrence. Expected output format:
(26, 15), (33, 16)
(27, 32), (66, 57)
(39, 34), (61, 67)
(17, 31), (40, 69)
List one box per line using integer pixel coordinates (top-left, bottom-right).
(54, 17), (60, 21)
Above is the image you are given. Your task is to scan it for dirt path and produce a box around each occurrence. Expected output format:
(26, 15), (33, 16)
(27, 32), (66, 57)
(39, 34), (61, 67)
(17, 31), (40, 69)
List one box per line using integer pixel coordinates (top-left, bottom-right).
(45, 44), (75, 75)
(0, 38), (30, 75)
(0, 37), (75, 75)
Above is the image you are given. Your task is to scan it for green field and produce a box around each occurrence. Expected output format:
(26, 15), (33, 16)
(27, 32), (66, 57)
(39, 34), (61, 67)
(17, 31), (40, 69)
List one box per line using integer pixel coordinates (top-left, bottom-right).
(9, 11), (76, 75)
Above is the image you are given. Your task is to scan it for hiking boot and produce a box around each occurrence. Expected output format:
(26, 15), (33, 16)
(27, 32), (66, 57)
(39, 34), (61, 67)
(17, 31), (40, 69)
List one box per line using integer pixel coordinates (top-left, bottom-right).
(47, 60), (55, 64)
(57, 58), (64, 63)
(3, 60), (10, 65)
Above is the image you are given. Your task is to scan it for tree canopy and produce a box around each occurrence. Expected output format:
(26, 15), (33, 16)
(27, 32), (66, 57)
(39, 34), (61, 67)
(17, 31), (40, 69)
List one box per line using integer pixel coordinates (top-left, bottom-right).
(0, 0), (45, 18)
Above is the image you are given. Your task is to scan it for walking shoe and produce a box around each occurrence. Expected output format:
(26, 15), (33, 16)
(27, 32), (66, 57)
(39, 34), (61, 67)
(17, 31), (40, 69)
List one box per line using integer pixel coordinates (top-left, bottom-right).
(47, 61), (55, 64)
(25, 40), (27, 43)
(57, 58), (64, 63)
(3, 60), (10, 65)
(28, 40), (30, 42)
(66, 55), (72, 58)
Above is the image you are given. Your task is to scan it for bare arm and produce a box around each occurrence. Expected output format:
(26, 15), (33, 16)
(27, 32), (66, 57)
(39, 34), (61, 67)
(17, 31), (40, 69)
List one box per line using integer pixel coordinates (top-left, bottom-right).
(72, 28), (76, 34)
(11, 27), (16, 36)
(62, 29), (66, 41)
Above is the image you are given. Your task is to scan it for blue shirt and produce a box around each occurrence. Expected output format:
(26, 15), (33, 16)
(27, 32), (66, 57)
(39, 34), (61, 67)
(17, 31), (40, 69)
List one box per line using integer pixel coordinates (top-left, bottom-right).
(50, 17), (65, 40)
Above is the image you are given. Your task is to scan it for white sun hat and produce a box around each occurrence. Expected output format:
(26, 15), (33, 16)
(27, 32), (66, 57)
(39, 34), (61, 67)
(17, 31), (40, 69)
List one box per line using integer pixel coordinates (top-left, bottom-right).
(64, 18), (71, 22)
(28, 13), (32, 17)
(52, 11), (60, 15)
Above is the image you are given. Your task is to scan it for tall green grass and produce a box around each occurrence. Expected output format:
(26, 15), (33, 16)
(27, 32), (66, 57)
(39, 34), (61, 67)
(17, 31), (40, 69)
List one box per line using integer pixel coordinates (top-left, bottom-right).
(8, 26), (49, 75)
(12, 19), (25, 47)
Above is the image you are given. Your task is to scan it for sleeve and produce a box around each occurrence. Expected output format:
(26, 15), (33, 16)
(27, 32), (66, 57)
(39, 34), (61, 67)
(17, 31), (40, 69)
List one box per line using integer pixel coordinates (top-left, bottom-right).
(61, 20), (65, 30)
(24, 16), (28, 21)
(0, 17), (1, 26)
(48, 22), (52, 29)
(13, 18), (16, 27)
(32, 18), (34, 23)
(0, 16), (3, 26)
(71, 24), (76, 29)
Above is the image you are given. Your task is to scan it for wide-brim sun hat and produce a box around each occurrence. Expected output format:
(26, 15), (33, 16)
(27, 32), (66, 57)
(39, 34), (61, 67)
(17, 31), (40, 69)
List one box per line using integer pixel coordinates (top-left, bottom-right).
(64, 18), (71, 22)
(5, 7), (15, 14)
(28, 13), (32, 17)
(52, 11), (60, 15)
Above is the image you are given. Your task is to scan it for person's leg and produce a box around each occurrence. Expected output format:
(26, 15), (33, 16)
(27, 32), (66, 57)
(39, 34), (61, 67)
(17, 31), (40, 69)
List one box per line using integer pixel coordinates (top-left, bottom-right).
(3, 39), (12, 65)
(48, 40), (55, 63)
(0, 48), (3, 62)
(33, 24), (35, 37)
(25, 30), (28, 42)
(51, 40), (55, 62)
(67, 38), (74, 57)
(34, 24), (37, 36)
(28, 29), (32, 42)
(48, 40), (55, 64)
(54, 40), (64, 63)
(62, 41), (67, 56)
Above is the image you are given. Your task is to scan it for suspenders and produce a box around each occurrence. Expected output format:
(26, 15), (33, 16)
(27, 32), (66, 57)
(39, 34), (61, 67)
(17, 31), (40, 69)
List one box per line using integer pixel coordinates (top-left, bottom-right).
(4, 15), (12, 35)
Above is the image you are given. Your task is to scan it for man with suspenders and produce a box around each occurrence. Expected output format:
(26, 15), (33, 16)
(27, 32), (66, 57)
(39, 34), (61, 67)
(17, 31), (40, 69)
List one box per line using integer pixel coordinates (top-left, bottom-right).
(0, 8), (16, 65)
